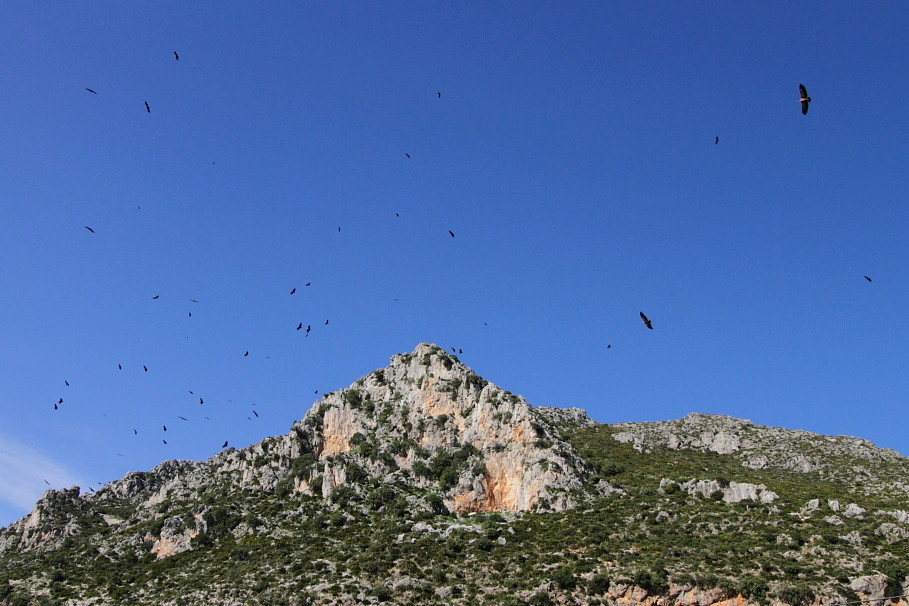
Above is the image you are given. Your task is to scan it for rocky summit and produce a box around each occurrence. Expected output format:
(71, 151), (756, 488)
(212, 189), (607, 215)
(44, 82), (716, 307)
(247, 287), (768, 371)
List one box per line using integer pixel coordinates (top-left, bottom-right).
(2, 344), (909, 606)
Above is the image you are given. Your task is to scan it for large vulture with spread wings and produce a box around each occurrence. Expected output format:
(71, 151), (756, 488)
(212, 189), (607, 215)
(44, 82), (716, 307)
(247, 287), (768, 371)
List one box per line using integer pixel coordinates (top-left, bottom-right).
(799, 84), (811, 115)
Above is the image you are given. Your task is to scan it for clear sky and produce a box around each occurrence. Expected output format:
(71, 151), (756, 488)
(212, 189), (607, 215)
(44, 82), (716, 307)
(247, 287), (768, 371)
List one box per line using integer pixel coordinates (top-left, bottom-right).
(2, 1), (908, 526)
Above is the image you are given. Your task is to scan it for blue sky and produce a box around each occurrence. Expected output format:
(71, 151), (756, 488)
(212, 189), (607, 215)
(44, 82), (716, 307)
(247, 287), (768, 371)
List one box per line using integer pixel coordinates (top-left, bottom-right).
(2, 1), (908, 525)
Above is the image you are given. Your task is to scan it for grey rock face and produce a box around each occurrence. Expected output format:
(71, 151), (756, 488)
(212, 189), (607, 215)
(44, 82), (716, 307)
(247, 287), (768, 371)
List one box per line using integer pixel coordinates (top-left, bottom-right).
(609, 412), (904, 485)
(290, 343), (606, 513)
(851, 574), (888, 598)
(661, 478), (778, 504)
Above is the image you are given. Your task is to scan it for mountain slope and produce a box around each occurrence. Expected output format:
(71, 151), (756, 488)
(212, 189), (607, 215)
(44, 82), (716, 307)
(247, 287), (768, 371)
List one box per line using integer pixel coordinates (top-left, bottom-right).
(2, 344), (909, 606)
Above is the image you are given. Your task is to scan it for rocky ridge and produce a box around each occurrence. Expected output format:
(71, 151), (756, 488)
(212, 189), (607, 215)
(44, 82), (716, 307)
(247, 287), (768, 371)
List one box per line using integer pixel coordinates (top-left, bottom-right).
(611, 413), (904, 485)
(0, 343), (607, 558)
(3, 345), (909, 606)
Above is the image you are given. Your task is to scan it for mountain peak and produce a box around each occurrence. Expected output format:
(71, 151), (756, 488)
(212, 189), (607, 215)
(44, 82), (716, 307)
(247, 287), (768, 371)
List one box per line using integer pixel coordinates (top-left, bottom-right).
(298, 342), (604, 512)
(0, 343), (607, 558)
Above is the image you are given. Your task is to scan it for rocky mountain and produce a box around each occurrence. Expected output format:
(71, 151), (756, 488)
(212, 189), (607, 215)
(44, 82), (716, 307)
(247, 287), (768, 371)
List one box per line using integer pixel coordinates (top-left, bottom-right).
(2, 343), (909, 606)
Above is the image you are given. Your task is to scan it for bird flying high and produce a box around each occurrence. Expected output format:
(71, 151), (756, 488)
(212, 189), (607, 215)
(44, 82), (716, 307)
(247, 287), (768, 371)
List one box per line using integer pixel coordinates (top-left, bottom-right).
(85, 88), (97, 94)
(640, 312), (653, 329)
(145, 101), (151, 113)
(799, 84), (811, 115)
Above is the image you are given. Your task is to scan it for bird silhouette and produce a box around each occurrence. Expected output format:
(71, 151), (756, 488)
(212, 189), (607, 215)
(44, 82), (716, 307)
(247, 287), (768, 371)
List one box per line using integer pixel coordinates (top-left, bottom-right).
(143, 365), (148, 372)
(133, 429), (137, 435)
(152, 295), (159, 299)
(437, 92), (441, 98)
(64, 380), (69, 386)
(799, 84), (811, 115)
(163, 440), (167, 444)
(606, 344), (612, 349)
(200, 398), (204, 404)
(85, 88), (97, 94)
(173, 51), (179, 61)
(222, 441), (228, 448)
(290, 288), (296, 294)
(252, 410), (259, 418)
(306, 325), (311, 334)
(244, 351), (249, 357)
(864, 275), (873, 282)
(118, 364), (122, 370)
(449, 230), (455, 238)
(324, 320), (329, 325)
(54, 403), (58, 410)
(58, 398), (63, 404)
(296, 323), (303, 330)
(178, 416), (188, 421)
(44, 479), (50, 485)
(405, 153), (411, 158)
(305, 282), (311, 286)
(84, 226), (95, 233)
(715, 136), (719, 144)
(640, 312), (653, 329)
(189, 299), (199, 303)
(145, 101), (150, 113)
(163, 425), (167, 431)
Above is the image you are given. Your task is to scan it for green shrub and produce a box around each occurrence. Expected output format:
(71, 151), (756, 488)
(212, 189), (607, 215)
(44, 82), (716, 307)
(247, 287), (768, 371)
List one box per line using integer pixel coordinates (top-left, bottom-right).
(343, 390), (363, 407)
(330, 485), (356, 506)
(527, 591), (553, 606)
(366, 485), (396, 511)
(552, 565), (577, 589)
(634, 568), (668, 595)
(370, 585), (392, 601)
(344, 461), (367, 483)
(776, 583), (813, 606)
(739, 576), (768, 603)
(589, 574), (610, 595)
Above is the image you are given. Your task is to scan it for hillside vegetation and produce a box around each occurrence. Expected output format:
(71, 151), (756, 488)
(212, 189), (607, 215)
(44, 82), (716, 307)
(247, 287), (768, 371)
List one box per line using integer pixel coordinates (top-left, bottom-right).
(1, 345), (907, 606)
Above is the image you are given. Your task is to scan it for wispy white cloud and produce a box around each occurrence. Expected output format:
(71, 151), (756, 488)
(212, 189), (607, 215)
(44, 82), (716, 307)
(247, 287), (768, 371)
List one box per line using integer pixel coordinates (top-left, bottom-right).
(0, 432), (84, 514)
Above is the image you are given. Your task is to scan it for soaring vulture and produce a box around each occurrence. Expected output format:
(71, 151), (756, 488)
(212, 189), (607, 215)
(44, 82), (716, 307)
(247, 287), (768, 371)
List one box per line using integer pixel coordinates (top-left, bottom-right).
(799, 84), (811, 115)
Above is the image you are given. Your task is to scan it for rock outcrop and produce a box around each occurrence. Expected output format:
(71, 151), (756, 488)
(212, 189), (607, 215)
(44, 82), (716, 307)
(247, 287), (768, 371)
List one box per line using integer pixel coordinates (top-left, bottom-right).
(612, 413), (904, 486)
(0, 343), (608, 557)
